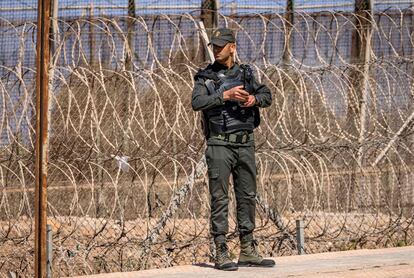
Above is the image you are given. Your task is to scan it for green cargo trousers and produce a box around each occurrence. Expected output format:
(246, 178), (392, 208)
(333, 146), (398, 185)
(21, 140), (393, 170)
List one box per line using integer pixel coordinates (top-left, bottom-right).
(205, 144), (257, 237)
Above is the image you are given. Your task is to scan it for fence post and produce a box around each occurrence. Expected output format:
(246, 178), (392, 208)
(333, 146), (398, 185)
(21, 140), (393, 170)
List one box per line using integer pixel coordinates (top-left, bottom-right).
(198, 21), (215, 261)
(127, 0), (136, 69)
(50, 0), (59, 55)
(346, 0), (374, 209)
(357, 0), (374, 167)
(201, 0), (219, 60)
(201, 0), (219, 35)
(230, 1), (237, 29)
(123, 0), (136, 155)
(46, 224), (53, 278)
(296, 219), (305, 255)
(282, 0), (294, 67)
(35, 0), (51, 277)
(89, 3), (95, 66)
(348, 0), (374, 150)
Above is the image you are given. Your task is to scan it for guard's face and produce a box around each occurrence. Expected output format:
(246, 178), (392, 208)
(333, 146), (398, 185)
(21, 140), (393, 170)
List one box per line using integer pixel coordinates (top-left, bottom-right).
(213, 43), (236, 63)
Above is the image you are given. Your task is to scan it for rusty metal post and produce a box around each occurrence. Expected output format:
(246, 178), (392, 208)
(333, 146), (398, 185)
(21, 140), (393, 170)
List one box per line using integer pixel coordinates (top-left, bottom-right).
(35, 0), (51, 277)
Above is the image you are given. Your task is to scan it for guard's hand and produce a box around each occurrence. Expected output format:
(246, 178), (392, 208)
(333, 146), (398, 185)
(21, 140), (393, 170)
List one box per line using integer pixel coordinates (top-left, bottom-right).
(223, 85), (249, 102)
(240, 95), (256, 107)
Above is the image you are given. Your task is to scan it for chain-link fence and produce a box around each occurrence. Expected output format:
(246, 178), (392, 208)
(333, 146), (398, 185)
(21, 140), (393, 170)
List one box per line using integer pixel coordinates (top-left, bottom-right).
(1, 0), (414, 277)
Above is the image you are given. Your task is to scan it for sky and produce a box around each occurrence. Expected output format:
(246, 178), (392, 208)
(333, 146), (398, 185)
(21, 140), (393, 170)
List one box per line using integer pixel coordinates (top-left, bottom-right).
(1, 0), (413, 18)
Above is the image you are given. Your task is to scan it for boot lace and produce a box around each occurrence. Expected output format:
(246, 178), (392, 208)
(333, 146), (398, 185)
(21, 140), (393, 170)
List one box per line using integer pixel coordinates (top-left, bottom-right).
(250, 240), (262, 258)
(216, 243), (230, 262)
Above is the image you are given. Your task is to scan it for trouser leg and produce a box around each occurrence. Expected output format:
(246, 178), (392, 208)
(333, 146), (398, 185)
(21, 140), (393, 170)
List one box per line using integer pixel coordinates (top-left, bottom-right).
(206, 145), (235, 237)
(233, 145), (257, 236)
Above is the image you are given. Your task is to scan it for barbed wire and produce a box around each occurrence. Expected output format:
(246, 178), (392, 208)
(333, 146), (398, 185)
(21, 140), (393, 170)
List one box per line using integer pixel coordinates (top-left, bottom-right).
(1, 8), (414, 277)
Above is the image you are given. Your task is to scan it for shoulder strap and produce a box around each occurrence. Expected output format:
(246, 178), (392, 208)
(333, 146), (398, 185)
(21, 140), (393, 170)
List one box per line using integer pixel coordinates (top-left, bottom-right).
(194, 64), (219, 81)
(240, 64), (254, 76)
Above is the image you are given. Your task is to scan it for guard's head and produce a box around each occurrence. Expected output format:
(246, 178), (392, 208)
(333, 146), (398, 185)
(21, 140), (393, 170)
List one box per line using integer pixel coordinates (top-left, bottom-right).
(209, 28), (236, 47)
(209, 28), (236, 64)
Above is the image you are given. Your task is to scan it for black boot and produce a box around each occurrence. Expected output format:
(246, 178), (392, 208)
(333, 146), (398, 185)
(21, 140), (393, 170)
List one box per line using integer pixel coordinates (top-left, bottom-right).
(214, 241), (238, 271)
(238, 234), (275, 267)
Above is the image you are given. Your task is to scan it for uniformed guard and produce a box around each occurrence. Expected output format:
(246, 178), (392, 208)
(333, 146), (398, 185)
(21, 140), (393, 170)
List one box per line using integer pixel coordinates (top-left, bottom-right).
(191, 28), (275, 271)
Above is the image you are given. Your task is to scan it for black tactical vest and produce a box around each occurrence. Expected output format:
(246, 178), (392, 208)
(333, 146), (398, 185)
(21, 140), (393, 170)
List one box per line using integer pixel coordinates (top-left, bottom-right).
(195, 64), (260, 136)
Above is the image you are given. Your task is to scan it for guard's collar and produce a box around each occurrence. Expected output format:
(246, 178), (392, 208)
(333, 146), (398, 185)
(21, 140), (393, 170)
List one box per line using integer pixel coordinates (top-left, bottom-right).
(212, 61), (238, 70)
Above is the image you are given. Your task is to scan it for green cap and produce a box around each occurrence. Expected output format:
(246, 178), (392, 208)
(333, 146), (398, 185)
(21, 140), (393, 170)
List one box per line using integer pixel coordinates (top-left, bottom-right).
(209, 28), (236, 47)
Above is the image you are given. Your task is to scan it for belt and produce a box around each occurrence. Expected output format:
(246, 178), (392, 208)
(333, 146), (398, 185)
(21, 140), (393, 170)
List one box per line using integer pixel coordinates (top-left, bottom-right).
(210, 131), (253, 144)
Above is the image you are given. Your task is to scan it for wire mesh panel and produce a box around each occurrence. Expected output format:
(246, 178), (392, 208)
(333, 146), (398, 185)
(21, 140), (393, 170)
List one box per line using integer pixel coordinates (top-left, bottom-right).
(219, 0), (285, 15)
(0, 0), (414, 277)
(375, 0), (413, 11)
(294, 0), (354, 12)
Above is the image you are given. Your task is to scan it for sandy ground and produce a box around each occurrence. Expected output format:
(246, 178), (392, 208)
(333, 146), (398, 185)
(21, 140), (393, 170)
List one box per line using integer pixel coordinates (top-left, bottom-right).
(67, 245), (414, 278)
(2, 213), (413, 277)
